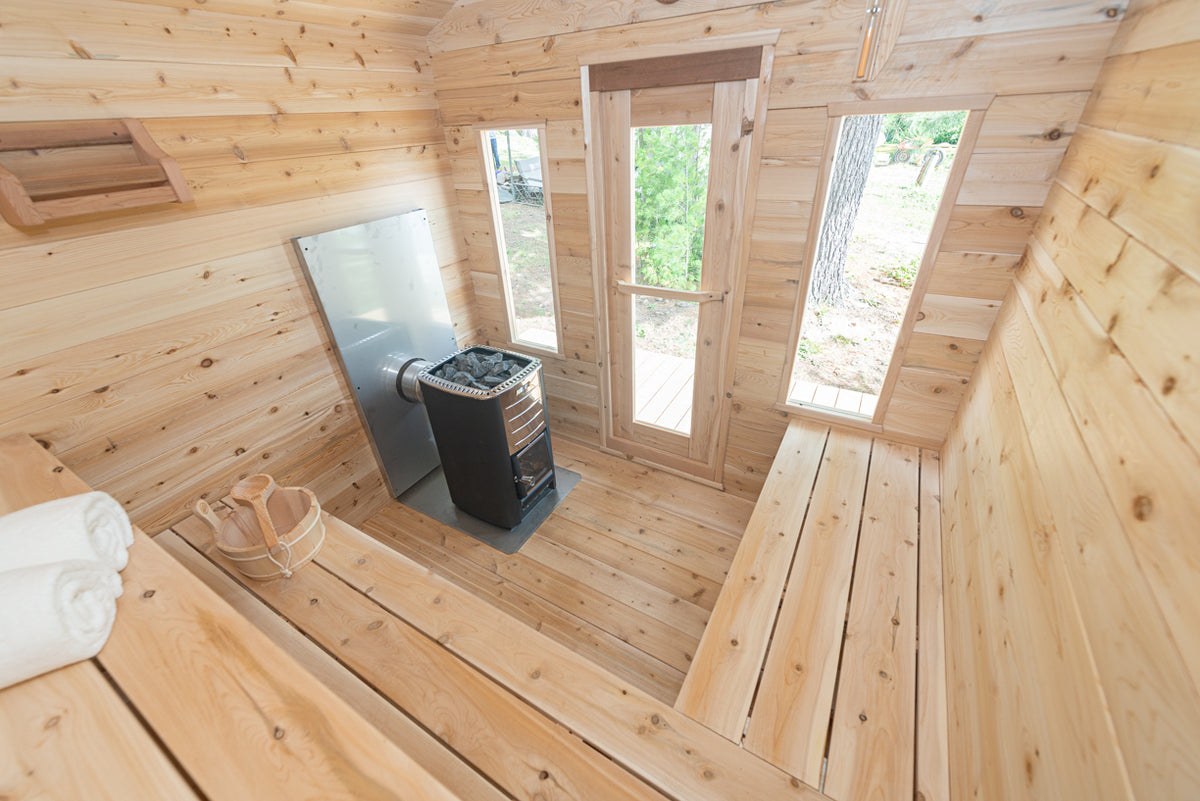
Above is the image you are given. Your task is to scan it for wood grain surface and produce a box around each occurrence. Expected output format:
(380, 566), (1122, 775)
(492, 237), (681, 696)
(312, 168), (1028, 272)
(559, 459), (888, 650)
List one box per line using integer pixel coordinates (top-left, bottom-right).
(0, 433), (463, 801)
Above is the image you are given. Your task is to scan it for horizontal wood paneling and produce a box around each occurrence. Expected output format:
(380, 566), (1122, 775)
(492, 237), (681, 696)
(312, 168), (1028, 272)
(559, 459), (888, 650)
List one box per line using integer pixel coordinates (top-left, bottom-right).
(1, 0), (431, 72)
(140, 110), (445, 167)
(431, 0), (1122, 493)
(117, 0), (452, 38)
(942, 6), (1200, 798)
(0, 0), (474, 534)
(0, 57), (435, 121)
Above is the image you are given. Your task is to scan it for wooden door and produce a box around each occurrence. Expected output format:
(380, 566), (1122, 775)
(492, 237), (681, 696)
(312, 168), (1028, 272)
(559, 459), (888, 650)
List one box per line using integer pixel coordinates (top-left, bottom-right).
(588, 49), (770, 480)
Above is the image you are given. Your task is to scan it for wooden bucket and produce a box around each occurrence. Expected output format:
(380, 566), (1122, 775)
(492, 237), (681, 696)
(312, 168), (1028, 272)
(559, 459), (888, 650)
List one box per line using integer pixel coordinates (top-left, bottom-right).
(193, 474), (325, 581)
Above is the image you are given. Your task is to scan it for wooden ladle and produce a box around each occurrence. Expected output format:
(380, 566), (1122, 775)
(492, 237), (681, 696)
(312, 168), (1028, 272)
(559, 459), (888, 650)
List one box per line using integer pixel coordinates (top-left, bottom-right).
(231, 474), (281, 552)
(192, 499), (224, 546)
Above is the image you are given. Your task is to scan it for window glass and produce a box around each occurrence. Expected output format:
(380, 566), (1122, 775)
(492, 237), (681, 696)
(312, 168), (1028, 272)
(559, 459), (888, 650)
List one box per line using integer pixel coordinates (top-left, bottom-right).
(633, 296), (698, 433)
(633, 124), (712, 292)
(483, 128), (558, 351)
(789, 110), (968, 413)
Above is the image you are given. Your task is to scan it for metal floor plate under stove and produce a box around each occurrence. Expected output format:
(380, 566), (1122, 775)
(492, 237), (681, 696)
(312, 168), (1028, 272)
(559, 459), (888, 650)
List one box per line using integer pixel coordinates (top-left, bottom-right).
(398, 465), (581, 554)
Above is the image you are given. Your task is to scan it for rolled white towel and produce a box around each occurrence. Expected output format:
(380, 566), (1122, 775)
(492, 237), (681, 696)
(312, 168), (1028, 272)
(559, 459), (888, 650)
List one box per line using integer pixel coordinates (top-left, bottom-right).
(0, 560), (123, 689)
(0, 492), (133, 572)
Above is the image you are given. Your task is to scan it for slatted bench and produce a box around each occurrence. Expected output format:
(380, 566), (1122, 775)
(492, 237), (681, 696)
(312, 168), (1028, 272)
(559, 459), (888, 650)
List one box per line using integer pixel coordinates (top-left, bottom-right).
(163, 495), (832, 801)
(0, 433), (461, 801)
(675, 419), (950, 801)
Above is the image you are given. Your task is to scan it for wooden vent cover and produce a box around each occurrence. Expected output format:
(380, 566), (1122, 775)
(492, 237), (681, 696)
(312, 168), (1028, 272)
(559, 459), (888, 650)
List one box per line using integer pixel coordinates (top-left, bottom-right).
(0, 119), (192, 227)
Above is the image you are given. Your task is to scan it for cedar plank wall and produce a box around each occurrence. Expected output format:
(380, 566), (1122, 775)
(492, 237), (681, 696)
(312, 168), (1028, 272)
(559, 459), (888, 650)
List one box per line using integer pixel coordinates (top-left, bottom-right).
(940, 1), (1200, 798)
(0, 0), (477, 533)
(428, 0), (1124, 497)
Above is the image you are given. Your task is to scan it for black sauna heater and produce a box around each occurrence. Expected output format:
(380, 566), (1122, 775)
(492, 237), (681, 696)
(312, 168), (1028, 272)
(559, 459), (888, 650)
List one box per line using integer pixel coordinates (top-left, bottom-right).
(399, 346), (556, 528)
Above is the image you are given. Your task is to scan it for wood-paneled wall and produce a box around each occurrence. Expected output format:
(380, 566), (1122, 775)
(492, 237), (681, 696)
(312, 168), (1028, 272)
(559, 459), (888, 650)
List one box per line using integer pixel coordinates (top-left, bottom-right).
(0, 0), (476, 533)
(940, 1), (1200, 796)
(429, 0), (1123, 497)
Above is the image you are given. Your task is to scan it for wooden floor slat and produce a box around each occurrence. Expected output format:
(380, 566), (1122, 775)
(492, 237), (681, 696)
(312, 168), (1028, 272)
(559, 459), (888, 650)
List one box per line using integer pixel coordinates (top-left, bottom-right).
(521, 531), (710, 638)
(551, 438), (754, 537)
(361, 503), (685, 703)
(823, 439), (921, 800)
(743, 429), (874, 785)
(534, 512), (725, 609)
(635, 349), (694, 433)
(554, 481), (738, 584)
(369, 504), (697, 675)
(354, 442), (748, 704)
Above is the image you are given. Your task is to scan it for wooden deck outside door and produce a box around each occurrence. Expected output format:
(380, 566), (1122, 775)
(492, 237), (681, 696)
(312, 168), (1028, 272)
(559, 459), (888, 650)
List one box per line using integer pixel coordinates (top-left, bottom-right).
(588, 46), (772, 481)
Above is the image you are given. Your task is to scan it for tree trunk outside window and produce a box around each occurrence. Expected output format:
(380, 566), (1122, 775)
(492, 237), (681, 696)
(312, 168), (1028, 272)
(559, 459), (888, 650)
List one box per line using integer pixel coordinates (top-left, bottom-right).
(808, 114), (883, 306)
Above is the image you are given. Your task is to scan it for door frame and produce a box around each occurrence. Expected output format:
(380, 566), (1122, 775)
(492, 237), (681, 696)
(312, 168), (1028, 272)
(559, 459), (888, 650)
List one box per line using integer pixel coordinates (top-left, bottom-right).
(582, 36), (776, 481)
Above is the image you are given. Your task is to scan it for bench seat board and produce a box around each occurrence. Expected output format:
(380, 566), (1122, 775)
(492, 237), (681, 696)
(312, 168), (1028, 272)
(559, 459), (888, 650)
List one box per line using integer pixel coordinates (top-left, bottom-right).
(674, 419), (829, 738)
(823, 439), (921, 800)
(0, 660), (198, 800)
(153, 530), (504, 801)
(0, 433), (460, 801)
(171, 511), (669, 801)
(743, 429), (874, 784)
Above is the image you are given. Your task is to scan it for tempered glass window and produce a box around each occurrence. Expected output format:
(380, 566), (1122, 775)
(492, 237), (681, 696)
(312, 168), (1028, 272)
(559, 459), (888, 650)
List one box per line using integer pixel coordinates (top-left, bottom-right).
(789, 110), (968, 416)
(482, 128), (561, 353)
(633, 124), (712, 292)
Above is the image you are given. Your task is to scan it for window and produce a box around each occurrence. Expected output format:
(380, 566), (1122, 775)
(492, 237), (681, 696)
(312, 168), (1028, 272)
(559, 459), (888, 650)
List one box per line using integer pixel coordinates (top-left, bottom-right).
(788, 109), (969, 416)
(481, 127), (562, 353)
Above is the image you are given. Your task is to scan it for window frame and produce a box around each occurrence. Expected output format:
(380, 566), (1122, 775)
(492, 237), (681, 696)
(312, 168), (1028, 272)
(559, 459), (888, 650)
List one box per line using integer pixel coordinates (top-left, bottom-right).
(777, 95), (991, 427)
(477, 123), (565, 358)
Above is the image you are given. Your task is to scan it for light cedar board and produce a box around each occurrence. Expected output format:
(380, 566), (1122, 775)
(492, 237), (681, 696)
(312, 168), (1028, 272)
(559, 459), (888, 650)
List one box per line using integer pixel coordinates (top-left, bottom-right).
(996, 301), (1200, 800)
(743, 429), (873, 783)
(1015, 245), (1200, 707)
(1032, 183), (1200, 454)
(0, 434), (462, 801)
(675, 420), (828, 738)
(171, 513), (669, 801)
(314, 513), (832, 801)
(156, 530), (505, 801)
(823, 439), (920, 801)
(0, 660), (199, 800)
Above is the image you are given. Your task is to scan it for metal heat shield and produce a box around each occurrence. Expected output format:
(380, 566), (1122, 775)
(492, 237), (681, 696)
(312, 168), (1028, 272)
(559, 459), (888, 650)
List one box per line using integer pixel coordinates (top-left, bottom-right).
(292, 211), (459, 497)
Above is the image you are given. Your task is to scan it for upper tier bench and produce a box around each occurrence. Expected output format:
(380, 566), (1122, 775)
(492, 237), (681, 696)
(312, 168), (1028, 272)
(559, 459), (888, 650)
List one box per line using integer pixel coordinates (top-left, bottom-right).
(675, 419), (950, 801)
(0, 433), (461, 801)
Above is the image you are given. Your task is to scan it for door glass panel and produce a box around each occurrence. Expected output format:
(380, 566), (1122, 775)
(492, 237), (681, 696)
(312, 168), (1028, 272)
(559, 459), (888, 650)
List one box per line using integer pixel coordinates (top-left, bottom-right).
(790, 110), (968, 412)
(633, 124), (712, 291)
(633, 297), (698, 433)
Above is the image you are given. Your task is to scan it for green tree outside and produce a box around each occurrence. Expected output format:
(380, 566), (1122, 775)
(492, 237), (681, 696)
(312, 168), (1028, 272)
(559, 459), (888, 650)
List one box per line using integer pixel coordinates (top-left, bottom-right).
(882, 110), (967, 145)
(633, 125), (712, 291)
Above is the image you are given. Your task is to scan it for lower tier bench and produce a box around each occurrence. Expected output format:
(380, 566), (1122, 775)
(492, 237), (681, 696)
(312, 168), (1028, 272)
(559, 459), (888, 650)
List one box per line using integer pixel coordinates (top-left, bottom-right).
(675, 419), (950, 801)
(164, 498), (831, 801)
